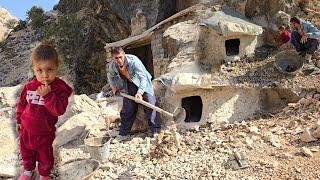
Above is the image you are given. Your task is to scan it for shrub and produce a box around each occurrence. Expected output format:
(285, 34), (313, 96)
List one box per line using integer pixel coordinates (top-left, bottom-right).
(26, 6), (45, 29)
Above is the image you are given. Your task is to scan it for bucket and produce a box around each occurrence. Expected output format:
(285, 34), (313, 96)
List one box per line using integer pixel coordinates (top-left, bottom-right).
(84, 136), (111, 162)
(274, 50), (304, 75)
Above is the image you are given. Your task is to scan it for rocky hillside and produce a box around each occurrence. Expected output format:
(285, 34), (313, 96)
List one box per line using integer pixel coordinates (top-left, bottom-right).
(0, 0), (179, 94)
(0, 0), (314, 95)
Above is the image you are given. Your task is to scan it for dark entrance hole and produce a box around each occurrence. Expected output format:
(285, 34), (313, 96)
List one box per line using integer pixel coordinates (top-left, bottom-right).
(182, 96), (202, 122)
(225, 38), (240, 56)
(125, 44), (154, 78)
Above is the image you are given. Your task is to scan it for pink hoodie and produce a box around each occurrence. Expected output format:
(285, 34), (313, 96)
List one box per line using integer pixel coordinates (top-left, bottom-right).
(16, 77), (72, 135)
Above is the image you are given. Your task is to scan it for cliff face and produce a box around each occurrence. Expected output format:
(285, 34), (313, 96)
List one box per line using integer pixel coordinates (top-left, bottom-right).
(0, 7), (17, 43)
(55, 0), (177, 30)
(53, 0), (177, 94)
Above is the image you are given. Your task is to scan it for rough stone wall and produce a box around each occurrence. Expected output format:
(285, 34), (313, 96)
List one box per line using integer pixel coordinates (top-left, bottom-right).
(153, 20), (199, 77)
(157, 87), (299, 129)
(152, 29), (168, 77)
(209, 0), (299, 45)
(198, 26), (260, 68)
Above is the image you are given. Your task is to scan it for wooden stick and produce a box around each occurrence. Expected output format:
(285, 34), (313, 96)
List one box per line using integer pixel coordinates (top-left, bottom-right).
(120, 92), (174, 118)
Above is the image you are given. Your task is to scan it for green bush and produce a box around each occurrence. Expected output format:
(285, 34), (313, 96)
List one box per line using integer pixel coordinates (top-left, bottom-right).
(26, 6), (45, 29)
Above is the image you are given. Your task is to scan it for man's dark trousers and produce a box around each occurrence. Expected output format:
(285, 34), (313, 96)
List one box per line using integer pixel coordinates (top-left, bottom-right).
(291, 31), (319, 55)
(119, 81), (160, 136)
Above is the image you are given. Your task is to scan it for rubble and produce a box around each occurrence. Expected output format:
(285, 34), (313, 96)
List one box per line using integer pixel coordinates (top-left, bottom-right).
(300, 129), (318, 142)
(0, 0), (320, 179)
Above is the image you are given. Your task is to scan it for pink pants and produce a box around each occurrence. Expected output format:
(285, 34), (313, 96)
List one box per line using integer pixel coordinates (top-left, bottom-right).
(20, 128), (55, 176)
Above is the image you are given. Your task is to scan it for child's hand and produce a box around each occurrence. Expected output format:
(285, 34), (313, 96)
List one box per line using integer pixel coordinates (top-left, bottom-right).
(37, 81), (51, 97)
(16, 124), (22, 133)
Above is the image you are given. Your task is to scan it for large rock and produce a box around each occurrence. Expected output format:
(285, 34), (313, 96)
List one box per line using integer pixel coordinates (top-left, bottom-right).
(0, 117), (18, 178)
(57, 94), (100, 127)
(54, 106), (119, 147)
(0, 7), (18, 43)
(163, 21), (199, 59)
(54, 110), (103, 147)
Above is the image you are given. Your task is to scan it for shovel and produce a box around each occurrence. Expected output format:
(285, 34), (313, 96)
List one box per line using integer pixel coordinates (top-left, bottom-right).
(119, 92), (185, 121)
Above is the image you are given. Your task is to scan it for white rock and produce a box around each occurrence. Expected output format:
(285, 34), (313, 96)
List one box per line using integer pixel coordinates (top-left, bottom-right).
(248, 126), (260, 135)
(301, 147), (313, 157)
(57, 94), (100, 127)
(54, 110), (105, 147)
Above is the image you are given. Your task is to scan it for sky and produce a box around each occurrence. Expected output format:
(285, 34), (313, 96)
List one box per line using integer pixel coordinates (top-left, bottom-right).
(0, 0), (59, 20)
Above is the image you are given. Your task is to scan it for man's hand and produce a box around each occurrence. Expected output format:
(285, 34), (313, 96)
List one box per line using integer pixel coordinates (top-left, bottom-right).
(300, 34), (309, 44)
(16, 123), (22, 133)
(135, 92), (142, 100)
(37, 81), (51, 97)
(112, 87), (118, 94)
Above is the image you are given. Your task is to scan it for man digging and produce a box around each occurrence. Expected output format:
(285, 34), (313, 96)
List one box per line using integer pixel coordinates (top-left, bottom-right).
(107, 47), (161, 140)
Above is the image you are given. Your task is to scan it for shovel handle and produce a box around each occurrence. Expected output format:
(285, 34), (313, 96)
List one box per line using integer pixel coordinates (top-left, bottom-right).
(120, 92), (174, 118)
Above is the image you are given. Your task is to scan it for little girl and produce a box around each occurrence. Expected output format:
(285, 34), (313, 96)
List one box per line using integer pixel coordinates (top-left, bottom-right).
(16, 44), (72, 180)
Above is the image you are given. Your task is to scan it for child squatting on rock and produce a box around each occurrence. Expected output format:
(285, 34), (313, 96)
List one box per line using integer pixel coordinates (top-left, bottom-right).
(15, 44), (72, 180)
(276, 25), (291, 46)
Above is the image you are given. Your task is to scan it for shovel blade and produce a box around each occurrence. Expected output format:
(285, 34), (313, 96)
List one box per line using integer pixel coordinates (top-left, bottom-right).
(173, 107), (186, 121)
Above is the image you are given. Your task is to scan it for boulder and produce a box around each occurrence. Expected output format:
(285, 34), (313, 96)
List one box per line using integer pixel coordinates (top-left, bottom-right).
(0, 7), (18, 43)
(57, 94), (100, 127)
(54, 110), (105, 147)
(0, 117), (18, 178)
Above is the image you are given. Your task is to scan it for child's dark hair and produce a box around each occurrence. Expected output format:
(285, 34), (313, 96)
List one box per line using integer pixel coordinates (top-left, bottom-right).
(31, 44), (59, 66)
(110, 46), (124, 55)
(278, 25), (285, 31)
(290, 17), (300, 24)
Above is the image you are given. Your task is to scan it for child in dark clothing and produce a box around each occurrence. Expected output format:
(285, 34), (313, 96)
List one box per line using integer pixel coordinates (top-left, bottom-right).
(276, 25), (291, 45)
(16, 44), (72, 180)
